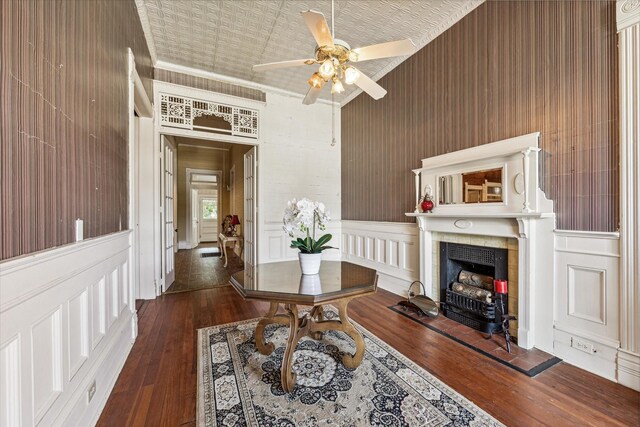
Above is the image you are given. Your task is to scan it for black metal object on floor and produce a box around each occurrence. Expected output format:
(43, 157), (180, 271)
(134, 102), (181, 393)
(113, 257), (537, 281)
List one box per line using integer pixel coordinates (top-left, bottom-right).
(484, 292), (516, 353)
(397, 281), (439, 317)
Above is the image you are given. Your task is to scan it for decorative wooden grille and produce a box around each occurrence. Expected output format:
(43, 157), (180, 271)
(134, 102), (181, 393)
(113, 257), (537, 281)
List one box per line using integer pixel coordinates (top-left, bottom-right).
(159, 93), (259, 139)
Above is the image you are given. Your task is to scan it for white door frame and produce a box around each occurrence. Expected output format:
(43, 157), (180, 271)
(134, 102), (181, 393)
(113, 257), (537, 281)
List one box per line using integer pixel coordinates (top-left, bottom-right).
(230, 165), (236, 214)
(153, 81), (263, 297)
(161, 135), (177, 290)
(244, 147), (257, 268)
(127, 49), (153, 309)
(185, 168), (222, 249)
(191, 188), (200, 248)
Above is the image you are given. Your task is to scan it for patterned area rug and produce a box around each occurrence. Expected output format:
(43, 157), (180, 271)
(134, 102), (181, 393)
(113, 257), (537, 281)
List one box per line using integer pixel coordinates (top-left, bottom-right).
(197, 309), (503, 426)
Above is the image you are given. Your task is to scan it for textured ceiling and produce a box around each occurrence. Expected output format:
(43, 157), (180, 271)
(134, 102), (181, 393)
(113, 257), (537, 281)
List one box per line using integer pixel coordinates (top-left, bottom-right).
(137, 0), (482, 102)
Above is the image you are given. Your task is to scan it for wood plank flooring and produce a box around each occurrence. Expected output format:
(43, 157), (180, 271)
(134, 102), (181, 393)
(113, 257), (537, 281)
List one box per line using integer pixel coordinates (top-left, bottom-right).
(97, 287), (640, 426)
(164, 244), (243, 294)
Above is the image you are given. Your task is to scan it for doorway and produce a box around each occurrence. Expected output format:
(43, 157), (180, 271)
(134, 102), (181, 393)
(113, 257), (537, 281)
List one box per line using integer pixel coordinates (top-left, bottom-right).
(159, 136), (255, 293)
(186, 169), (221, 249)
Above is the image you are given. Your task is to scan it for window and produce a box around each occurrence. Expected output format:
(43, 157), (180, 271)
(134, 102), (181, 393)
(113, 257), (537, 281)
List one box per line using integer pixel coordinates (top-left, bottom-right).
(192, 174), (217, 183)
(202, 199), (217, 220)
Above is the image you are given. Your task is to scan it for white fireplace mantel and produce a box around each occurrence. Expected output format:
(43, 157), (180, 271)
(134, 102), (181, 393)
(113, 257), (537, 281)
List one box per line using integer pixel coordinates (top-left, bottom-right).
(407, 211), (553, 239)
(407, 133), (556, 352)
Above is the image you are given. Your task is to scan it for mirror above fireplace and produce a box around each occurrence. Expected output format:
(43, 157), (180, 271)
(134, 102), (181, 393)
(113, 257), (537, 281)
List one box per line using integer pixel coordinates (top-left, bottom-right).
(438, 167), (503, 205)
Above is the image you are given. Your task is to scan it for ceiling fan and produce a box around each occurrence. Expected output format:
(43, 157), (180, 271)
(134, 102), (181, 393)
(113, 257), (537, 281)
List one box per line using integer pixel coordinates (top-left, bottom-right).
(252, 4), (416, 105)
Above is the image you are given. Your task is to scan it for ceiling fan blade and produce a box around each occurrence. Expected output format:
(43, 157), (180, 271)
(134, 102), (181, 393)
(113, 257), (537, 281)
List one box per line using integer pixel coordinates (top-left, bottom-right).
(253, 58), (314, 72)
(301, 10), (334, 48)
(351, 39), (416, 62)
(302, 86), (323, 105)
(352, 68), (387, 100)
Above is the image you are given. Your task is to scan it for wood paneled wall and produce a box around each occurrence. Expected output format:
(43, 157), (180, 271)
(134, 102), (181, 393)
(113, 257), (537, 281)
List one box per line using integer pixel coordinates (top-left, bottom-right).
(341, 0), (619, 231)
(154, 68), (266, 102)
(1, 0), (153, 260)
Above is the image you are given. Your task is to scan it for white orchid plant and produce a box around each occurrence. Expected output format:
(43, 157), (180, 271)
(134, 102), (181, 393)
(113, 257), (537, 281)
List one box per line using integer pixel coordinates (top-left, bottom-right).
(283, 198), (335, 254)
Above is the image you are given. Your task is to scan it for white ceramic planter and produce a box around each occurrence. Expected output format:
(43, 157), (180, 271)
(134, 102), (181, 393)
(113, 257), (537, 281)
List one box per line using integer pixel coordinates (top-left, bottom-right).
(298, 252), (323, 275)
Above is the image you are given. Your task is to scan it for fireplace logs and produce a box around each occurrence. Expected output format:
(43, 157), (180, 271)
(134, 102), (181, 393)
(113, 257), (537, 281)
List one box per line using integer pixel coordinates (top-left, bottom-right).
(451, 281), (493, 303)
(458, 270), (494, 290)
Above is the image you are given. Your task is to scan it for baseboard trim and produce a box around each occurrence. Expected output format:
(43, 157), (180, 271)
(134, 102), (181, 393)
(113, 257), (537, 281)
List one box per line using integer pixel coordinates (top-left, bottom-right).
(553, 327), (618, 382)
(617, 349), (640, 391)
(376, 271), (413, 297)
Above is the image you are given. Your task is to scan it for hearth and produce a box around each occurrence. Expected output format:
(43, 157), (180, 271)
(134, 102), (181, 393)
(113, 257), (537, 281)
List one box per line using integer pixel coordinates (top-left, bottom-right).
(440, 242), (508, 335)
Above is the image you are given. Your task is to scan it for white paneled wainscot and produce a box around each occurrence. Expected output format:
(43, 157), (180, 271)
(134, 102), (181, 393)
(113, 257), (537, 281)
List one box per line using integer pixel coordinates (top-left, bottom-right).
(341, 221), (419, 296)
(553, 231), (626, 383)
(262, 221), (343, 264)
(341, 222), (636, 386)
(0, 231), (137, 426)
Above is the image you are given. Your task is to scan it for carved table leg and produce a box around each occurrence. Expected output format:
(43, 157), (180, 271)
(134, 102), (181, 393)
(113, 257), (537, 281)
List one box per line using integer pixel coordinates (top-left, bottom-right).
(281, 304), (304, 392)
(309, 305), (324, 340)
(255, 302), (282, 355)
(256, 300), (367, 393)
(337, 299), (365, 369)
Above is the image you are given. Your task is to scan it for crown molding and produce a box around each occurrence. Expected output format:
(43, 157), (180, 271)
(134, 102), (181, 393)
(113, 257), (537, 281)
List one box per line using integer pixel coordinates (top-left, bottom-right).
(155, 61), (339, 106)
(340, 0), (485, 107)
(617, 0), (640, 31)
(134, 0), (157, 65)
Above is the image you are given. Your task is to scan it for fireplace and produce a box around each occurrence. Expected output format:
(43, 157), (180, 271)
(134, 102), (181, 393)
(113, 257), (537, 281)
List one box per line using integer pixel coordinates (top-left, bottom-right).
(407, 132), (556, 351)
(440, 242), (508, 334)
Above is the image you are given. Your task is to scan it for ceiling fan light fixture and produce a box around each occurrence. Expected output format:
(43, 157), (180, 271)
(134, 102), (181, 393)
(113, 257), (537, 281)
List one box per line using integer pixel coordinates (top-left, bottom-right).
(318, 59), (335, 79)
(344, 66), (360, 85)
(253, 6), (411, 104)
(331, 77), (345, 94)
(308, 72), (325, 88)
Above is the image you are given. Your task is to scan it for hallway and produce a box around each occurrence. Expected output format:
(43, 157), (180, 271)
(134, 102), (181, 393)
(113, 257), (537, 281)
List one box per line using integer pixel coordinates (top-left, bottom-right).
(164, 243), (244, 294)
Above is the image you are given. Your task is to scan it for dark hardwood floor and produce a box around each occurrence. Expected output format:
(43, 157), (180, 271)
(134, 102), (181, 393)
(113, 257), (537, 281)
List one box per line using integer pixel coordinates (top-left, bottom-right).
(98, 287), (640, 426)
(164, 243), (244, 294)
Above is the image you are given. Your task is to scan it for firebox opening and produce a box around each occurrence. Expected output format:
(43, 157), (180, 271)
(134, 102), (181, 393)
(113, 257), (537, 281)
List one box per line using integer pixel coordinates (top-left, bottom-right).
(439, 242), (509, 337)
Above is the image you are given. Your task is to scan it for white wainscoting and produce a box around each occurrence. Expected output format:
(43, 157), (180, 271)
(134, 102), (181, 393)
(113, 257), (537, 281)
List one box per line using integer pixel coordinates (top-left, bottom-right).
(0, 231), (136, 426)
(553, 230), (621, 382)
(340, 221), (419, 296)
(260, 222), (342, 264)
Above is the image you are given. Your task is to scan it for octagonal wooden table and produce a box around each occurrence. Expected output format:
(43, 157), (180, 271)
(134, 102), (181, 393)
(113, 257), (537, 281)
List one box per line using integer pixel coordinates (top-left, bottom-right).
(229, 261), (378, 392)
